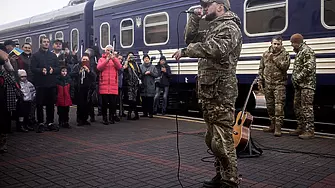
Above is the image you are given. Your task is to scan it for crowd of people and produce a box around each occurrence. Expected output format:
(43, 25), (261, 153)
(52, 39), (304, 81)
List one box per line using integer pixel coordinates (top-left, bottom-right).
(0, 36), (172, 153)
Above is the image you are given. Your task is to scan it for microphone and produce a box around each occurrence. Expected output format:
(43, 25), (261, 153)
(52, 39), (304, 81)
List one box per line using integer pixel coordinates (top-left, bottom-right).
(183, 9), (204, 16)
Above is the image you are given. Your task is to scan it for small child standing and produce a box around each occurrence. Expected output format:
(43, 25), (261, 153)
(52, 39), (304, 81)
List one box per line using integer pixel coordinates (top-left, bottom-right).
(56, 67), (73, 128)
(17, 69), (36, 132)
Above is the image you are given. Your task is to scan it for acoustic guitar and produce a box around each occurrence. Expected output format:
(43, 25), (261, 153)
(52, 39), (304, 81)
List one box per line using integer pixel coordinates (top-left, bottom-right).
(233, 77), (258, 151)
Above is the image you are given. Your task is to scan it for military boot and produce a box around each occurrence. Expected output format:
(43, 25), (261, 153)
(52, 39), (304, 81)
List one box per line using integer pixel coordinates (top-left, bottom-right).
(289, 129), (303, 136)
(274, 118), (282, 137)
(299, 131), (314, 139)
(263, 118), (275, 133)
(203, 173), (222, 188)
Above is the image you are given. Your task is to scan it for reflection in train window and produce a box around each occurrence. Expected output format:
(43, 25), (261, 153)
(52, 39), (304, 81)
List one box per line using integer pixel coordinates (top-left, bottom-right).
(100, 22), (110, 49)
(245, 0), (287, 36)
(324, 0), (335, 27)
(144, 12), (169, 46)
(39, 34), (47, 48)
(25, 37), (32, 45)
(120, 19), (134, 48)
(71, 29), (79, 52)
(55, 31), (64, 41)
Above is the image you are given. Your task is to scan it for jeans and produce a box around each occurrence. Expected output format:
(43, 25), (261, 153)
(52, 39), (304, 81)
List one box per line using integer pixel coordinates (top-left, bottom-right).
(153, 86), (169, 113)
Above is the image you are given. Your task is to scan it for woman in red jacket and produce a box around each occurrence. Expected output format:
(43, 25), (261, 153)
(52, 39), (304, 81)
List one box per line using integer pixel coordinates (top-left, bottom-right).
(97, 45), (122, 125)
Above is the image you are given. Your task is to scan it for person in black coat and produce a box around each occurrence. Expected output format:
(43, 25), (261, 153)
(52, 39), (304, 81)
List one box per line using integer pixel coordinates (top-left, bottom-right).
(30, 36), (60, 133)
(153, 56), (171, 115)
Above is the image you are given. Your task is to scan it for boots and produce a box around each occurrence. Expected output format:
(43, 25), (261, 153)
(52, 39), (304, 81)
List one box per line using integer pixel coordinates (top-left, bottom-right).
(289, 128), (303, 136)
(127, 111), (132, 120)
(263, 117), (275, 133)
(274, 118), (282, 137)
(299, 131), (315, 139)
(132, 111), (139, 120)
(203, 173), (222, 188)
(102, 116), (109, 125)
(16, 122), (29, 133)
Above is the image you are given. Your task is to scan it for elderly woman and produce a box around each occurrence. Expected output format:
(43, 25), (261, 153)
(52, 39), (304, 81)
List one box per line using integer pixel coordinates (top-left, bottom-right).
(97, 45), (122, 125)
(140, 55), (158, 118)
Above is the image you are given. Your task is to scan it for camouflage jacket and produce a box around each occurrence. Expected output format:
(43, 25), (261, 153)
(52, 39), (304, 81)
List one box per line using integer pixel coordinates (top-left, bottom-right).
(292, 42), (316, 90)
(182, 11), (242, 85)
(258, 46), (290, 86)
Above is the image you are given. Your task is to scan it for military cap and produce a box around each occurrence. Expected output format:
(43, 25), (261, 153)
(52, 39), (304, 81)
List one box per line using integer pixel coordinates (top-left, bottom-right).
(200, 0), (231, 10)
(290, 33), (304, 44)
(53, 39), (63, 45)
(4, 40), (17, 46)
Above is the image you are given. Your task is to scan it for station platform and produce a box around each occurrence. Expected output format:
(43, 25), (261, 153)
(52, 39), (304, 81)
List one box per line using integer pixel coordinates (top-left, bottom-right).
(1, 107), (334, 188)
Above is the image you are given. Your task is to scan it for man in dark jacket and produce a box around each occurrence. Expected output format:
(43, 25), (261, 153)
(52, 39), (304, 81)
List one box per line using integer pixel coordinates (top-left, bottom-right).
(31, 36), (60, 133)
(153, 56), (171, 115)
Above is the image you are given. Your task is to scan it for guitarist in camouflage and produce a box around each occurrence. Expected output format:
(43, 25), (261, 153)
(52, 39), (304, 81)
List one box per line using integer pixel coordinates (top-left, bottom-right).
(173, 0), (242, 187)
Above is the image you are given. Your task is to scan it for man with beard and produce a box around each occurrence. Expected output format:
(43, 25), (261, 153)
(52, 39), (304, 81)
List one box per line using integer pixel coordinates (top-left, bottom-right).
(258, 36), (290, 137)
(289, 33), (316, 139)
(31, 36), (60, 133)
(172, 0), (242, 187)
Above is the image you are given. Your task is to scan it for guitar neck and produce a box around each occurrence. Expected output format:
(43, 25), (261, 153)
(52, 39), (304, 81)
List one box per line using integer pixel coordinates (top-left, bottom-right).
(241, 78), (258, 114)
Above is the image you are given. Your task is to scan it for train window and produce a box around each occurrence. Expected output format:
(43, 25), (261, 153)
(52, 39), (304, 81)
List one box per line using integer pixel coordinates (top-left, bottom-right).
(71, 29), (79, 52)
(322, 0), (335, 29)
(38, 34), (47, 48)
(120, 19), (134, 48)
(244, 0), (288, 36)
(144, 12), (169, 46)
(25, 37), (32, 45)
(55, 31), (64, 41)
(100, 22), (110, 49)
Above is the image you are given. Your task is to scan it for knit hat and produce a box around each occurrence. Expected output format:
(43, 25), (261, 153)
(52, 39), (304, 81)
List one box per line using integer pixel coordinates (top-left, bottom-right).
(160, 56), (166, 61)
(290, 33), (304, 44)
(18, 69), (27, 77)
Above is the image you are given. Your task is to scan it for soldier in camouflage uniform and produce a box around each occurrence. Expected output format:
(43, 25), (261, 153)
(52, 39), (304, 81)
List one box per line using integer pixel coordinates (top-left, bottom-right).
(258, 36), (290, 137)
(173, 0), (241, 187)
(289, 33), (316, 139)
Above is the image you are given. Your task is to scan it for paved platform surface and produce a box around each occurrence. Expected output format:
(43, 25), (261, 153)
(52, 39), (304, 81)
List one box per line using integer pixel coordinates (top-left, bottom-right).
(1, 108), (335, 188)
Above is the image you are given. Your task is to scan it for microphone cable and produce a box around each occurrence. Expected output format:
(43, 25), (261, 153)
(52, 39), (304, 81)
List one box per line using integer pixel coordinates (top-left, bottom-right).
(175, 10), (184, 188)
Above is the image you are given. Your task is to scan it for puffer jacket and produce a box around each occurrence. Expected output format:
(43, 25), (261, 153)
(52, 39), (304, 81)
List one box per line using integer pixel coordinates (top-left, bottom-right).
(56, 75), (73, 107)
(97, 54), (122, 95)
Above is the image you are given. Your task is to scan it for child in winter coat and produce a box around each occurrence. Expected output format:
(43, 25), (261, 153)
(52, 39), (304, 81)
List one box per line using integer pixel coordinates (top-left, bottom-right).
(56, 67), (73, 128)
(17, 69), (36, 132)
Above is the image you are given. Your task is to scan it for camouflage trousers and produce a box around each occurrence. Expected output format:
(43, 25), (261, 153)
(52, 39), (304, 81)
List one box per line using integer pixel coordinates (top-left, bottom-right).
(198, 76), (238, 187)
(294, 87), (315, 132)
(264, 84), (286, 127)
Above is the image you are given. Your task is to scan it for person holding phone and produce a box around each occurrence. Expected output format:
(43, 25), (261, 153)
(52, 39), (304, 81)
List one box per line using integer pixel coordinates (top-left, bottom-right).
(97, 45), (122, 125)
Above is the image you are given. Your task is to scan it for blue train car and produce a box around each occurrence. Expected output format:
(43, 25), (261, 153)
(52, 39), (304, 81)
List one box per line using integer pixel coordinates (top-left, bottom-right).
(0, 0), (334, 123)
(0, 0), (95, 55)
(93, 0), (335, 122)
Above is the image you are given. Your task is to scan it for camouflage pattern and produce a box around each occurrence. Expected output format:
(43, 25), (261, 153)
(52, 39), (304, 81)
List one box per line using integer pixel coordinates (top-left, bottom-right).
(182, 11), (242, 187)
(264, 84), (286, 128)
(258, 46), (290, 129)
(294, 87), (315, 133)
(292, 42), (316, 133)
(200, 0), (231, 9)
(292, 42), (316, 90)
